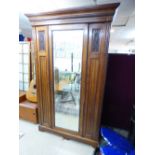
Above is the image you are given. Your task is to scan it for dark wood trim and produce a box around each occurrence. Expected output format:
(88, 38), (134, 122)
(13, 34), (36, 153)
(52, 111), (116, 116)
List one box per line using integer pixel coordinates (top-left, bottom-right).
(29, 16), (112, 26)
(26, 4), (119, 26)
(48, 27), (55, 128)
(26, 3), (119, 17)
(83, 23), (110, 140)
(54, 126), (79, 136)
(48, 24), (88, 136)
(39, 125), (98, 147)
(35, 26), (52, 127)
(97, 23), (110, 135)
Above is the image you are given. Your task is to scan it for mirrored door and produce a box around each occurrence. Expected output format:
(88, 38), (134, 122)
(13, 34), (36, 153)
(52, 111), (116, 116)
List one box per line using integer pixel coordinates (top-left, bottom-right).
(49, 25), (88, 133)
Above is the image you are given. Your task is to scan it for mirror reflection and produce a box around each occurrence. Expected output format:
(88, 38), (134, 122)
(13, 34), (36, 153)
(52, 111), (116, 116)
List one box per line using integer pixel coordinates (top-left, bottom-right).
(53, 30), (83, 131)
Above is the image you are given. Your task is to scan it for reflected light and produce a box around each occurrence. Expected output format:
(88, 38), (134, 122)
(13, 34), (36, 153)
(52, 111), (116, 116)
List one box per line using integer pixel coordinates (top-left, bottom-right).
(110, 28), (115, 33)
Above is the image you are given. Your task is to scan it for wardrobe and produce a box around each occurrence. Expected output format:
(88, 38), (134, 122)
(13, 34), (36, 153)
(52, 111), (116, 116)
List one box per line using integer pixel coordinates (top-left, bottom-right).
(27, 3), (119, 147)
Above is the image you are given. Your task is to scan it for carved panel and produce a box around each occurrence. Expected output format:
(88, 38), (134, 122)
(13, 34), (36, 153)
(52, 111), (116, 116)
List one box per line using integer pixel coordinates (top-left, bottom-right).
(38, 31), (45, 51)
(85, 58), (99, 139)
(39, 57), (51, 127)
(83, 24), (108, 141)
(92, 29), (101, 52)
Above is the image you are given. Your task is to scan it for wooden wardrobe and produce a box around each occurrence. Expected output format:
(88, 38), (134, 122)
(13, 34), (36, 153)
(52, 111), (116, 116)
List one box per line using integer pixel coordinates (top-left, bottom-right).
(27, 3), (119, 147)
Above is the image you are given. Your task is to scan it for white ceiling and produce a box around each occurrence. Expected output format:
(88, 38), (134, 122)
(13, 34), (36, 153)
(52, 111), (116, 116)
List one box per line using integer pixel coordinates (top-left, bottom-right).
(19, 0), (135, 54)
(19, 0), (120, 14)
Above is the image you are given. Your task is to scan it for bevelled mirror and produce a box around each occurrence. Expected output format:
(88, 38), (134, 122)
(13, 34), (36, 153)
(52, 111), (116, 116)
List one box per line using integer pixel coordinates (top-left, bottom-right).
(52, 30), (83, 132)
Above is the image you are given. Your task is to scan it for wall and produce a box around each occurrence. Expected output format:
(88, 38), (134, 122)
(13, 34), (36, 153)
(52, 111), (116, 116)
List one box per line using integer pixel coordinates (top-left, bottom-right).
(102, 53), (135, 130)
(19, 13), (32, 38)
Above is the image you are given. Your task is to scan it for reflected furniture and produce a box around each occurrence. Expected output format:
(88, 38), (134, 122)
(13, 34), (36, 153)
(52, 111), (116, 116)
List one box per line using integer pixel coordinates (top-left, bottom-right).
(27, 3), (119, 147)
(55, 71), (77, 104)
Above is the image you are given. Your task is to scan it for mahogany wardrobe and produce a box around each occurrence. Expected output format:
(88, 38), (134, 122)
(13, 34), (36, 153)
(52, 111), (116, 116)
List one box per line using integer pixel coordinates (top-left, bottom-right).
(27, 3), (119, 147)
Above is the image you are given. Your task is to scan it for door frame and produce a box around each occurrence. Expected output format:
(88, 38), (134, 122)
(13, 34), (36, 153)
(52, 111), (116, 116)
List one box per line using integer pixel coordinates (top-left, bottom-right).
(48, 24), (88, 136)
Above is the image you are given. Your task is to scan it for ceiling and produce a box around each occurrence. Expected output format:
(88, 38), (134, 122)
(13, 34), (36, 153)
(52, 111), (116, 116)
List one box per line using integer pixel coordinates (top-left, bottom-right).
(19, 0), (135, 54)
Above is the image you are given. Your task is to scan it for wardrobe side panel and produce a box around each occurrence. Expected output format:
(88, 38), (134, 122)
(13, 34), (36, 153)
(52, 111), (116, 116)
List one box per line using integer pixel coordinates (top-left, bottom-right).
(84, 23), (110, 140)
(35, 26), (52, 127)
